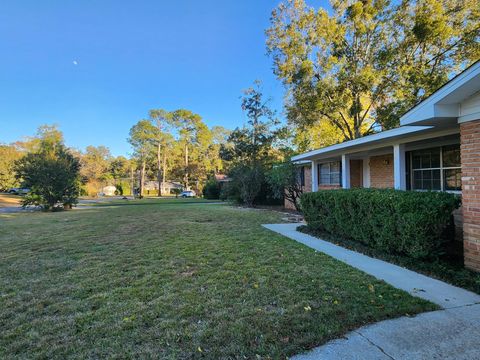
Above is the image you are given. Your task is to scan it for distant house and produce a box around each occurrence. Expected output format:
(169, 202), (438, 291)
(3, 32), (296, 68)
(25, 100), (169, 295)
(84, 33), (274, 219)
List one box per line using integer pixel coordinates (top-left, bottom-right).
(214, 174), (231, 183)
(101, 185), (117, 196)
(144, 181), (183, 195)
(290, 60), (480, 272)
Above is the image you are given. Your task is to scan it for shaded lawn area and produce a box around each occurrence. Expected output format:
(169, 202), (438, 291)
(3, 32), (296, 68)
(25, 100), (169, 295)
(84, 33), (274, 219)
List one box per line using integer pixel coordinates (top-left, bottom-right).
(298, 225), (480, 295)
(0, 200), (437, 359)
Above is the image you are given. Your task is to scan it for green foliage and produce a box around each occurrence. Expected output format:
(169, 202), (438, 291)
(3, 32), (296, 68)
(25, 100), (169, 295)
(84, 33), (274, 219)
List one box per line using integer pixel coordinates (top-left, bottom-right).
(220, 81), (284, 207)
(202, 179), (221, 199)
(134, 108), (227, 195)
(267, 162), (303, 211)
(171, 188), (182, 198)
(221, 81), (280, 166)
(301, 188), (461, 259)
(267, 0), (480, 144)
(14, 141), (81, 210)
(80, 145), (112, 182)
(0, 144), (23, 191)
(115, 184), (123, 196)
(229, 164), (265, 207)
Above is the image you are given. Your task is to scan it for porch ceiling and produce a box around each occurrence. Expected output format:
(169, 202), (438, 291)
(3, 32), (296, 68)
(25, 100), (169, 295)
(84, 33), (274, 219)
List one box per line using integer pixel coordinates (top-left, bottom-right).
(292, 125), (433, 162)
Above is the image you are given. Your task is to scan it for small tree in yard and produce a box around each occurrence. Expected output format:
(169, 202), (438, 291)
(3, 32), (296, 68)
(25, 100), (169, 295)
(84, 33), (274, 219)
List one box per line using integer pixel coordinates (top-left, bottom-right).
(268, 162), (304, 211)
(220, 81), (281, 206)
(229, 164), (265, 207)
(15, 141), (81, 210)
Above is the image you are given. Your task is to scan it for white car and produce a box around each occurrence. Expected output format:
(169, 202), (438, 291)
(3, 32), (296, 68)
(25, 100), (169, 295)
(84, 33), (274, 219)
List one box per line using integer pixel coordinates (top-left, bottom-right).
(7, 188), (30, 195)
(180, 190), (196, 198)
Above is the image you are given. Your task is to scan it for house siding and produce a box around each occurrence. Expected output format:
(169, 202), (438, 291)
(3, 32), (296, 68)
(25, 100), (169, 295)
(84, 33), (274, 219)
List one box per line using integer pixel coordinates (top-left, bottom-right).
(369, 154), (394, 188)
(461, 119), (480, 272)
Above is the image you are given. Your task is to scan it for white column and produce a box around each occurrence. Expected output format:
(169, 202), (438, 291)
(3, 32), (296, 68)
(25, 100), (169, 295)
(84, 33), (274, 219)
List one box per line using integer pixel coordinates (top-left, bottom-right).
(311, 160), (318, 192)
(393, 144), (406, 190)
(362, 157), (370, 188)
(341, 154), (350, 189)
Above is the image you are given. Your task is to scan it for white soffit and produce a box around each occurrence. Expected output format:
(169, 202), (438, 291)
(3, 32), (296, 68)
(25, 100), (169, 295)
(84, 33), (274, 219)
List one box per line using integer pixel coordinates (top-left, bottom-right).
(292, 125), (433, 161)
(400, 61), (480, 125)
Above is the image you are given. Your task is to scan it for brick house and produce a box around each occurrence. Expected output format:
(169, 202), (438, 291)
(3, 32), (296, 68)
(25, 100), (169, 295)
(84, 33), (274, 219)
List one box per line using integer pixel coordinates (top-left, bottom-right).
(289, 61), (480, 272)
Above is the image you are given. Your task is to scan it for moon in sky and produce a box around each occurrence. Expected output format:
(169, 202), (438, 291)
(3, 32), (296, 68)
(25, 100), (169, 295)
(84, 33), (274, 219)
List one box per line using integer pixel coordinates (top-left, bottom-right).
(73, 60), (78, 65)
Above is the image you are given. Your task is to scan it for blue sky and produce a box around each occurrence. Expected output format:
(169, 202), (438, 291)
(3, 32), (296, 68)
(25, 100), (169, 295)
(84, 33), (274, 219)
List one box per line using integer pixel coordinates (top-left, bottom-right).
(0, 0), (329, 156)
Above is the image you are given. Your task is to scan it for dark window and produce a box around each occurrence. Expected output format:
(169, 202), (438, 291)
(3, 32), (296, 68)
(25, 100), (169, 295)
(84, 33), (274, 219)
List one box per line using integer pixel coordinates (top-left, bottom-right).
(410, 144), (461, 192)
(444, 168), (461, 191)
(318, 161), (341, 185)
(442, 145), (461, 168)
(299, 166), (305, 187)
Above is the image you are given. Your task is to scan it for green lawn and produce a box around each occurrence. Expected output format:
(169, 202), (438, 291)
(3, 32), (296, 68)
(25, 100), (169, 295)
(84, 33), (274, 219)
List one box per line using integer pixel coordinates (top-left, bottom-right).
(0, 199), (437, 359)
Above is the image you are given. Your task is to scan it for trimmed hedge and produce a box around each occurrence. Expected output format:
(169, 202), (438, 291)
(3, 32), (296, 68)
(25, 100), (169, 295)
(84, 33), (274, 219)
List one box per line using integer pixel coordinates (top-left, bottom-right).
(300, 188), (461, 259)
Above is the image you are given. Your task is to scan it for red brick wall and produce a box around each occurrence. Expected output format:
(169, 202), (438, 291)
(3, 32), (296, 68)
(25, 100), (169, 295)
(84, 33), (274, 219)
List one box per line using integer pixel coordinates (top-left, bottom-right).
(369, 154), (394, 189)
(350, 160), (363, 188)
(304, 166), (312, 193)
(318, 185), (341, 189)
(461, 119), (480, 272)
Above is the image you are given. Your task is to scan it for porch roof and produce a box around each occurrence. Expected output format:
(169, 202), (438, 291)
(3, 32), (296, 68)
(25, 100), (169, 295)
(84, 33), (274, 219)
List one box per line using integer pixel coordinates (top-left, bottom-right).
(400, 60), (480, 126)
(291, 125), (433, 162)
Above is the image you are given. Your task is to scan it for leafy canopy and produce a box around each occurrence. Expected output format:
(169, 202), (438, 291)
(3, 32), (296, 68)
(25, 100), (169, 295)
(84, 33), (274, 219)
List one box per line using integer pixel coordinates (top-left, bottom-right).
(267, 0), (480, 149)
(14, 135), (81, 210)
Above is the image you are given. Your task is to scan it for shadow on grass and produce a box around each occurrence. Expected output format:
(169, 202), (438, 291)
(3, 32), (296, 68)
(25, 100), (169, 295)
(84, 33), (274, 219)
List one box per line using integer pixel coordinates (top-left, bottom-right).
(84, 200), (225, 208)
(298, 225), (480, 295)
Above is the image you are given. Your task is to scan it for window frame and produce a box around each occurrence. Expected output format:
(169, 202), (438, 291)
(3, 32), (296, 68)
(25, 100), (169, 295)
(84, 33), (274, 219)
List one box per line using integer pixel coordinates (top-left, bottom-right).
(318, 161), (341, 186)
(409, 145), (461, 193)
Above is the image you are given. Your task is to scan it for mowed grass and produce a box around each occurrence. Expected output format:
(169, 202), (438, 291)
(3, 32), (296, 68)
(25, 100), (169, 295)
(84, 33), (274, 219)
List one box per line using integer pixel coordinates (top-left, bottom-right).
(0, 199), (437, 359)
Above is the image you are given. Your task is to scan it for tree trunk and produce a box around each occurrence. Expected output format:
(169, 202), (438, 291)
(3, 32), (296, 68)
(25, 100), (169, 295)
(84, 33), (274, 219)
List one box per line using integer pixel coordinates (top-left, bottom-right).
(130, 166), (134, 197)
(157, 143), (162, 197)
(162, 150), (167, 193)
(184, 143), (189, 190)
(140, 160), (146, 197)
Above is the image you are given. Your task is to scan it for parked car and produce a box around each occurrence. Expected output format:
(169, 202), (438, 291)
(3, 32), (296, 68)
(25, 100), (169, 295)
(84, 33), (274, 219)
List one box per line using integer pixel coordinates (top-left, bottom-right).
(180, 190), (196, 198)
(7, 188), (30, 195)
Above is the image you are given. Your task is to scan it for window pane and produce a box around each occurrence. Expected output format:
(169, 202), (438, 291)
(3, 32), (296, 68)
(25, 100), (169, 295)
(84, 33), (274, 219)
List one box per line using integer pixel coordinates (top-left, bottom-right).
(423, 170), (432, 190)
(432, 169), (440, 190)
(412, 154), (422, 169)
(319, 164), (328, 184)
(443, 145), (461, 168)
(318, 161), (341, 185)
(330, 162), (340, 172)
(330, 173), (340, 185)
(444, 168), (462, 191)
(430, 150), (441, 168)
(319, 175), (330, 184)
(421, 151), (431, 168)
(412, 148), (440, 169)
(412, 169), (441, 190)
(319, 163), (329, 175)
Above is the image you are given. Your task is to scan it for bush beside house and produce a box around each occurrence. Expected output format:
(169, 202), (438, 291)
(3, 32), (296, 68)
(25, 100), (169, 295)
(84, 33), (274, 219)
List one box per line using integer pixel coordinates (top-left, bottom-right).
(301, 188), (461, 259)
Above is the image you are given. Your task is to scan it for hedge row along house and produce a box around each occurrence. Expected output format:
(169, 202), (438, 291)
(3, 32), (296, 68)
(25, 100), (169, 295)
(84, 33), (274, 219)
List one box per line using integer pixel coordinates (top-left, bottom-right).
(290, 60), (480, 272)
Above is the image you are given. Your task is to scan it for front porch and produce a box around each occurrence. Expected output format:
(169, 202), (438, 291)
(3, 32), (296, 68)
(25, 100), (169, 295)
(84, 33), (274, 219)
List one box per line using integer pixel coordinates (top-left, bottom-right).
(305, 127), (460, 193)
(291, 61), (480, 272)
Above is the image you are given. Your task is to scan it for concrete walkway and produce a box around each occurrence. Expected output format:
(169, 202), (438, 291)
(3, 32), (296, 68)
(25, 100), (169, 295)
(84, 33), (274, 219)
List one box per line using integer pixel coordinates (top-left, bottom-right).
(262, 223), (480, 360)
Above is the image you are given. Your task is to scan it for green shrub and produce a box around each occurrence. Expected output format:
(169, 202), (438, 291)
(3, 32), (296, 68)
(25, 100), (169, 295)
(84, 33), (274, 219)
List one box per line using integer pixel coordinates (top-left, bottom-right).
(300, 188), (461, 259)
(203, 179), (221, 199)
